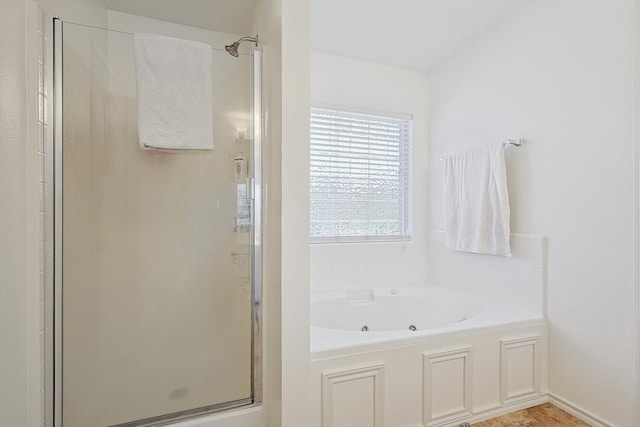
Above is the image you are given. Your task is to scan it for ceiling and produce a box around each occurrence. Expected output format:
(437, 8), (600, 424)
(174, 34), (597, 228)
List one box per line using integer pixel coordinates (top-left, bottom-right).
(105, 0), (531, 72)
(104, 0), (257, 36)
(310, 0), (531, 72)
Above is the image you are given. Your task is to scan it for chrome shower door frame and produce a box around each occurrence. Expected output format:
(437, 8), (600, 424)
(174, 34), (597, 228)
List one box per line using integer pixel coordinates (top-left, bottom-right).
(51, 18), (264, 427)
(251, 50), (264, 407)
(52, 17), (62, 427)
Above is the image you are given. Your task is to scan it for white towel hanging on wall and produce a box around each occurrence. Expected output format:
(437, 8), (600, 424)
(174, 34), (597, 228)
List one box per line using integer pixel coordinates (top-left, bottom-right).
(134, 33), (214, 150)
(442, 142), (511, 256)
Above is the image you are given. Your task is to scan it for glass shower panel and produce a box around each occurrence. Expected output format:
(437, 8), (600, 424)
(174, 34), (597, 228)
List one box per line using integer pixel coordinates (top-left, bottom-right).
(60, 22), (254, 426)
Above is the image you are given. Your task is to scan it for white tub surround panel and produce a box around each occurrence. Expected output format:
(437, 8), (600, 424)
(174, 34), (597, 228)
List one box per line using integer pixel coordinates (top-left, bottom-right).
(321, 364), (384, 427)
(310, 324), (547, 427)
(500, 336), (542, 406)
(428, 232), (546, 317)
(423, 346), (473, 426)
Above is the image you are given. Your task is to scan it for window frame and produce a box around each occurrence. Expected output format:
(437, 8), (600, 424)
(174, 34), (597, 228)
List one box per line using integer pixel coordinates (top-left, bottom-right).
(309, 104), (413, 244)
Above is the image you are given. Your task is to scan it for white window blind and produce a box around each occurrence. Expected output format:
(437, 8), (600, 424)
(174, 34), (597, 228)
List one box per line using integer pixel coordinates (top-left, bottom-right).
(310, 106), (412, 242)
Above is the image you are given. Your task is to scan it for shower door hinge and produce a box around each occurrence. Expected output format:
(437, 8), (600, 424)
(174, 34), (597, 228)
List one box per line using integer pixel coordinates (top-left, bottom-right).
(246, 177), (255, 200)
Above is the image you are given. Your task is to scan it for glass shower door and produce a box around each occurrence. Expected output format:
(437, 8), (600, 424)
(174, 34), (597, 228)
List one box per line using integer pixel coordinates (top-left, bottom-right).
(55, 20), (260, 427)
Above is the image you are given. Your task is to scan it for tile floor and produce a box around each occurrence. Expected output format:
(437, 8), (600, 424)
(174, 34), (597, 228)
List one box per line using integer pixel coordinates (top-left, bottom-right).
(473, 403), (591, 426)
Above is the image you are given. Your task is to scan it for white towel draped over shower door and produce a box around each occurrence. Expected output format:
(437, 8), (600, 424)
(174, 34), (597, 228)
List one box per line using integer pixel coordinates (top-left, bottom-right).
(133, 33), (214, 150)
(442, 142), (511, 256)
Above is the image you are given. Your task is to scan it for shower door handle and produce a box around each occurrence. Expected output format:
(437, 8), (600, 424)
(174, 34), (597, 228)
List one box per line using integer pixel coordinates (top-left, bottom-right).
(246, 177), (255, 200)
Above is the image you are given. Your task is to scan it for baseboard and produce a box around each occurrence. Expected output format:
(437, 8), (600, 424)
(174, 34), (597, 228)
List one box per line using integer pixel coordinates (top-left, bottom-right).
(455, 395), (549, 426)
(548, 394), (612, 427)
(441, 393), (615, 427)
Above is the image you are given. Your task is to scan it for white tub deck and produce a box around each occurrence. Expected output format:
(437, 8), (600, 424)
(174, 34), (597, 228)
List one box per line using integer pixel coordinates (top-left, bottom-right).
(311, 285), (544, 359)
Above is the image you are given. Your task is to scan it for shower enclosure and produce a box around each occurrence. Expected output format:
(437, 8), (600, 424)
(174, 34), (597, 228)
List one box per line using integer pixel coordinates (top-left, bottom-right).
(52, 18), (262, 427)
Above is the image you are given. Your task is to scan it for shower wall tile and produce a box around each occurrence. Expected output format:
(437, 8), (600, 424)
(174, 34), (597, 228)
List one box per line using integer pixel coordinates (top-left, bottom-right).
(34, 5), (51, 426)
(310, 230), (430, 290)
(427, 231), (546, 317)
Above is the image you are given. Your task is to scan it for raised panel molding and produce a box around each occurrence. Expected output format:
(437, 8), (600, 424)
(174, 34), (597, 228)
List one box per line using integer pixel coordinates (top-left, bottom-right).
(321, 363), (384, 427)
(500, 335), (541, 405)
(423, 346), (473, 427)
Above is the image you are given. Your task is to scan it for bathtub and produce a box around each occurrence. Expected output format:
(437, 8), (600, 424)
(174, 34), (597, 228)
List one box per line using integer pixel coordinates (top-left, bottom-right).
(311, 285), (544, 358)
(310, 285), (547, 426)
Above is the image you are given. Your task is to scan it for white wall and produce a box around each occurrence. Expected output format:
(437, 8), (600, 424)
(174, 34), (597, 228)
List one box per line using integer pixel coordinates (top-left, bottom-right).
(427, 1), (636, 425)
(310, 52), (429, 291)
(39, 0), (107, 26)
(0, 1), (32, 426)
(253, 1), (312, 426)
(280, 1), (311, 425)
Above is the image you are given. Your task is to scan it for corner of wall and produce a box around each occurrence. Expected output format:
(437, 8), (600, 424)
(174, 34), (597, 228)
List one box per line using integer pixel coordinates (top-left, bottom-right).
(280, 0), (311, 425)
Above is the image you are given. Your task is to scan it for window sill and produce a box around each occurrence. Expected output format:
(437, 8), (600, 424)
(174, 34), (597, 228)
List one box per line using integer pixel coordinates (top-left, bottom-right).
(310, 235), (412, 244)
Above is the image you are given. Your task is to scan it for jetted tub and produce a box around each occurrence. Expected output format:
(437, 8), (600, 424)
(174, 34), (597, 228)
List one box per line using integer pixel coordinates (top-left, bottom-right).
(311, 285), (544, 358)
(309, 285), (547, 426)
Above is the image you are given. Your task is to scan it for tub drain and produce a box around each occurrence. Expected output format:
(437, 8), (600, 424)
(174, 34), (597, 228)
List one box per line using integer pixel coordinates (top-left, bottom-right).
(361, 325), (369, 332)
(409, 325), (417, 331)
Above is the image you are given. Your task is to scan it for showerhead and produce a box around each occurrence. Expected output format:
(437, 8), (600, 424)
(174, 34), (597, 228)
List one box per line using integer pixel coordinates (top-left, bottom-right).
(224, 35), (258, 57)
(225, 42), (240, 57)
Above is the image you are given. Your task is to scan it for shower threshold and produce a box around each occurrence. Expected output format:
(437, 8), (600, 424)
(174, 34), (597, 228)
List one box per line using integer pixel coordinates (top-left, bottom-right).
(111, 398), (255, 427)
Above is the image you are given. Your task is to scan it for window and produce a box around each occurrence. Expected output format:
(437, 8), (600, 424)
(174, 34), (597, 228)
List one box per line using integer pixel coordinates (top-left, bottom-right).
(310, 106), (412, 242)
